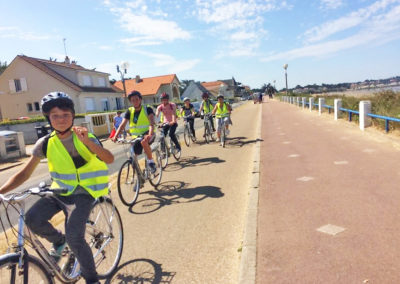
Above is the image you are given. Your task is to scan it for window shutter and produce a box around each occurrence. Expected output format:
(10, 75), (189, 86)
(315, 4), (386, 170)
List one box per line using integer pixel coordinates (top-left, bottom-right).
(20, 78), (27, 91)
(8, 80), (16, 93)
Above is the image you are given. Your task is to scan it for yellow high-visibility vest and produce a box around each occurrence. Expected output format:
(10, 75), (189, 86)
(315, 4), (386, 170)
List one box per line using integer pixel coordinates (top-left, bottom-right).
(215, 103), (229, 118)
(47, 131), (109, 198)
(129, 106), (150, 138)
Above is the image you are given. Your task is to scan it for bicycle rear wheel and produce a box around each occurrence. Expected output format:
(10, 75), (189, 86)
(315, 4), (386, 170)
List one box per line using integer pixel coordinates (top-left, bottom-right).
(0, 253), (54, 284)
(184, 126), (190, 146)
(159, 138), (168, 169)
(86, 197), (123, 279)
(117, 159), (140, 206)
(149, 150), (163, 187)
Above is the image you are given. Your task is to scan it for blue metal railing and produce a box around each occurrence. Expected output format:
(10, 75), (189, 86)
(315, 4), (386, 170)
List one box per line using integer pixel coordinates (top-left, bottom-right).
(323, 104), (333, 114)
(339, 107), (360, 122)
(367, 113), (400, 133)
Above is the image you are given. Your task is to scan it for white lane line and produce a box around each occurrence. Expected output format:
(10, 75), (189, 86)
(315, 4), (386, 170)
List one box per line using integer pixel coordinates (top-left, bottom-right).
(334, 161), (348, 165)
(340, 137), (349, 140)
(288, 154), (300, 158)
(296, 176), (314, 182)
(317, 224), (346, 236)
(283, 141), (291, 144)
(279, 133), (285, 136)
(363, 148), (376, 153)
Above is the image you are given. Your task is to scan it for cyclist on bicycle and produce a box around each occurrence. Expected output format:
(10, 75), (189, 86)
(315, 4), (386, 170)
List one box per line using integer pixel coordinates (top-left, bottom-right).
(156, 92), (181, 153)
(0, 92), (114, 284)
(212, 95), (232, 142)
(180, 97), (197, 141)
(200, 92), (215, 135)
(112, 90), (157, 173)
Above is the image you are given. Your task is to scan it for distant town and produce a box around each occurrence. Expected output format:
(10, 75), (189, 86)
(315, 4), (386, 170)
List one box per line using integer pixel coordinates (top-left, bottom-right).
(290, 76), (400, 94)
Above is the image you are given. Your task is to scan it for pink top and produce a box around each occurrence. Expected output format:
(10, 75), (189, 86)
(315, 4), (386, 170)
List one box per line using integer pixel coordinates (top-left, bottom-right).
(157, 103), (177, 123)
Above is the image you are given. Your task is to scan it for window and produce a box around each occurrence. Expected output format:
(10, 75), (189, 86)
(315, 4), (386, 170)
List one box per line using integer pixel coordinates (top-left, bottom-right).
(34, 102), (40, 111)
(83, 75), (92, 86)
(15, 79), (22, 92)
(85, 97), (95, 111)
(98, 77), (106, 87)
(115, 97), (122, 109)
(27, 103), (33, 112)
(101, 98), (109, 111)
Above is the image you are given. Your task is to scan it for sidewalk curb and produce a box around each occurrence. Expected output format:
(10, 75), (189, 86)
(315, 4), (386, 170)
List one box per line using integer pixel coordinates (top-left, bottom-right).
(238, 105), (262, 284)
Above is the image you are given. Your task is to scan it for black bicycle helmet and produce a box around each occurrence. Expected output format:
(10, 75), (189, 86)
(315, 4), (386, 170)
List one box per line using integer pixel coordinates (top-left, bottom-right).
(128, 90), (142, 100)
(202, 92), (209, 99)
(217, 94), (224, 99)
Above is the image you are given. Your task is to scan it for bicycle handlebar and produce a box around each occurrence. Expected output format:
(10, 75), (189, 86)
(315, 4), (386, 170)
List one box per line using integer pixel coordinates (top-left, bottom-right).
(0, 184), (68, 202)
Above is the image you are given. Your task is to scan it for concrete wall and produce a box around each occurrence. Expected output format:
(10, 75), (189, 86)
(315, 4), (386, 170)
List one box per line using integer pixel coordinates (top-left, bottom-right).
(0, 117), (86, 145)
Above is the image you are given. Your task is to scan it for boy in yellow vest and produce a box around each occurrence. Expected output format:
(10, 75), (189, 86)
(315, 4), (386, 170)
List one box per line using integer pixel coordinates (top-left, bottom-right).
(212, 95), (232, 142)
(112, 90), (157, 173)
(0, 92), (113, 284)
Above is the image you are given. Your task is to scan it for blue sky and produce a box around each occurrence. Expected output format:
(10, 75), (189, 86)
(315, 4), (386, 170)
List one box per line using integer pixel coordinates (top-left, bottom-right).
(1, 0), (400, 90)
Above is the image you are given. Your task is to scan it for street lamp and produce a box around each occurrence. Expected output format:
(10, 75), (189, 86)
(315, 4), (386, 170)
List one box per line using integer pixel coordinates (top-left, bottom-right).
(117, 61), (129, 108)
(283, 64), (288, 96)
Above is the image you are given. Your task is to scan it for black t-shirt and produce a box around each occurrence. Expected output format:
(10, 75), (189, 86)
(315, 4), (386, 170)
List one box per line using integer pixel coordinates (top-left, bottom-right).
(124, 106), (154, 123)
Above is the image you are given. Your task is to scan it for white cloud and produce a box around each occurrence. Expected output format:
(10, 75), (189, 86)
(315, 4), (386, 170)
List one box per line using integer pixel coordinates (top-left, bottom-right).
(103, 0), (191, 46)
(195, 0), (284, 57)
(0, 26), (51, 40)
(126, 49), (201, 73)
(263, 4), (400, 62)
(320, 0), (344, 10)
(304, 0), (400, 43)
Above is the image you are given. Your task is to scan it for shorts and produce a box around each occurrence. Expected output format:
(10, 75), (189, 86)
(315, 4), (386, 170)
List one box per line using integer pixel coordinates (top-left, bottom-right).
(216, 117), (230, 132)
(131, 133), (155, 155)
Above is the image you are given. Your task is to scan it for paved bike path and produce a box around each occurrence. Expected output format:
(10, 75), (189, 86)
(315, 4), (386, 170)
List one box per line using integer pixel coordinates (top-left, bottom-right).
(257, 99), (400, 283)
(100, 101), (260, 283)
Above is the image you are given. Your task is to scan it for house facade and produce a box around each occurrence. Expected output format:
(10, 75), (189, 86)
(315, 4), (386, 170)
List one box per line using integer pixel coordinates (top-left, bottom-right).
(114, 74), (180, 105)
(201, 81), (233, 98)
(0, 55), (123, 120)
(181, 81), (209, 102)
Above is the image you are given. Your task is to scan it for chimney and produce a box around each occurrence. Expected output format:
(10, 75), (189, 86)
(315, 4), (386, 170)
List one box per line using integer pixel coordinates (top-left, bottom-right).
(135, 75), (141, 83)
(64, 56), (70, 64)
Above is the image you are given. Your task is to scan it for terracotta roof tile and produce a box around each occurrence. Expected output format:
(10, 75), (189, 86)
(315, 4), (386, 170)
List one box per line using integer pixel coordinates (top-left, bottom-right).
(114, 74), (177, 97)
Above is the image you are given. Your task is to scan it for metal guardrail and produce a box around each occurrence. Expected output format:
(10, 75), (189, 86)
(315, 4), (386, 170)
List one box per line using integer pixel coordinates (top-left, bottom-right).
(322, 104), (333, 114)
(339, 108), (360, 122)
(367, 113), (400, 133)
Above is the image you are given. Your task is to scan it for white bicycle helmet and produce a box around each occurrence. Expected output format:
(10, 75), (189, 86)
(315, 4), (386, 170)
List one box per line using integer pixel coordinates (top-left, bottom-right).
(183, 97), (190, 102)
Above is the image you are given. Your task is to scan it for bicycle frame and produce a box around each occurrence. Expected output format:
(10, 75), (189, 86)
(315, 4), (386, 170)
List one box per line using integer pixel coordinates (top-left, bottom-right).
(10, 197), (81, 283)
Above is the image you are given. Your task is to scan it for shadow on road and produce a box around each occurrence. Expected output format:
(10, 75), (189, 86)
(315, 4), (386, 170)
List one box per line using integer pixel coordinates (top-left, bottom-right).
(129, 181), (224, 214)
(227, 136), (263, 148)
(164, 156), (225, 172)
(105, 258), (175, 283)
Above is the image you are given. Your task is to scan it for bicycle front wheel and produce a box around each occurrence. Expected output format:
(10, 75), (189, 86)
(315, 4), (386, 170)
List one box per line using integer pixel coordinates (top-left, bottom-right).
(204, 124), (210, 144)
(117, 159), (140, 206)
(184, 126), (191, 147)
(149, 150), (163, 187)
(86, 197), (124, 279)
(159, 139), (168, 169)
(0, 253), (54, 284)
(221, 128), (226, 148)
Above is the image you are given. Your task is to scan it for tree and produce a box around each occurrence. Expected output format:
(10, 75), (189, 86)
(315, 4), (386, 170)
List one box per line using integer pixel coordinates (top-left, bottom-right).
(179, 79), (194, 94)
(0, 61), (7, 75)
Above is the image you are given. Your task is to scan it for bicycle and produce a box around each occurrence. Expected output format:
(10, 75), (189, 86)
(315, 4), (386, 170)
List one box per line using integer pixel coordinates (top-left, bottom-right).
(218, 116), (230, 148)
(0, 183), (123, 283)
(157, 124), (181, 169)
(183, 115), (196, 147)
(203, 113), (215, 144)
(117, 136), (163, 206)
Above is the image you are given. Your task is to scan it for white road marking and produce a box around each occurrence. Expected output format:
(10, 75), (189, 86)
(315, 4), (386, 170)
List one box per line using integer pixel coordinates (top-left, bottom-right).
(363, 148), (376, 153)
(334, 161), (348, 165)
(279, 133), (285, 136)
(288, 154), (300, 158)
(296, 176), (314, 182)
(283, 141), (291, 144)
(317, 224), (346, 236)
(340, 137), (349, 140)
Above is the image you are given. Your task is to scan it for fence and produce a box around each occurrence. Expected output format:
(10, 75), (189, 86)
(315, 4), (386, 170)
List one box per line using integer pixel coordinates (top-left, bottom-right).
(280, 96), (400, 133)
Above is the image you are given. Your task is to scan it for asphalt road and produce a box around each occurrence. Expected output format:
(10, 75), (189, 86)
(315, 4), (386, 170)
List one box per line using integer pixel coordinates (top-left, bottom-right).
(257, 99), (400, 283)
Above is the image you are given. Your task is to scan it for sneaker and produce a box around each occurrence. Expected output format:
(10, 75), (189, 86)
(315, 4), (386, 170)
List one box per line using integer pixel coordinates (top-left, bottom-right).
(50, 240), (67, 263)
(216, 138), (220, 142)
(148, 160), (157, 174)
